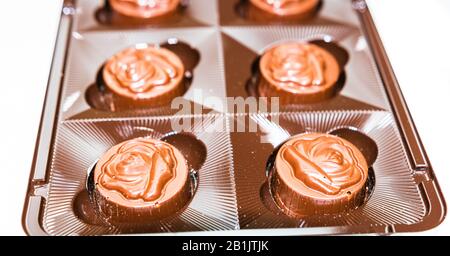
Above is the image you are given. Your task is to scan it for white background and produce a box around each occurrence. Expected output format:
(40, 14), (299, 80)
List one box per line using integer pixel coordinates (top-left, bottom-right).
(0, 0), (449, 236)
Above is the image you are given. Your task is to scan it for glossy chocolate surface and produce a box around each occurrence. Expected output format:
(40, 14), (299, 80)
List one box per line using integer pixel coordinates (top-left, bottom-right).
(86, 40), (199, 114)
(91, 137), (191, 223)
(249, 0), (319, 17)
(103, 44), (185, 103)
(329, 128), (379, 167)
(271, 133), (368, 216)
(22, 0), (445, 237)
(258, 42), (340, 104)
(109, 0), (180, 19)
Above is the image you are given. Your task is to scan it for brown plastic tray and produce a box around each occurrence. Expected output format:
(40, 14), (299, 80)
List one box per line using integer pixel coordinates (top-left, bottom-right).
(22, 0), (446, 236)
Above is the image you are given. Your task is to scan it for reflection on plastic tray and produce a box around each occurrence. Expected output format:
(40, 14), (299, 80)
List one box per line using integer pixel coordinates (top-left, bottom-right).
(22, 0), (446, 236)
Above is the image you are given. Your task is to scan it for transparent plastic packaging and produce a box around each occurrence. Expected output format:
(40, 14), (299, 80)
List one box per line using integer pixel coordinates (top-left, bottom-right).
(22, 0), (446, 236)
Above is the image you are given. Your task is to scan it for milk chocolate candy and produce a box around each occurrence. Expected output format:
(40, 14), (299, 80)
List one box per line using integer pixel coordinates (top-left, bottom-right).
(102, 44), (186, 110)
(22, 0), (446, 236)
(109, 0), (181, 19)
(89, 138), (191, 224)
(248, 0), (320, 22)
(270, 133), (369, 216)
(258, 42), (340, 104)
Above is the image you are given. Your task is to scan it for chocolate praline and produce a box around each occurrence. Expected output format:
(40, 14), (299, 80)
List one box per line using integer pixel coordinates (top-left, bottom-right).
(248, 0), (320, 22)
(109, 0), (181, 19)
(102, 44), (186, 110)
(89, 138), (191, 224)
(258, 42), (340, 104)
(270, 133), (369, 216)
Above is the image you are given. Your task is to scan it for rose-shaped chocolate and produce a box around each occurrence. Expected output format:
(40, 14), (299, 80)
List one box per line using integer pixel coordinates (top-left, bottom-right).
(271, 133), (368, 216)
(103, 44), (184, 99)
(258, 42), (340, 104)
(249, 0), (319, 17)
(267, 42), (325, 88)
(90, 138), (191, 224)
(109, 0), (181, 19)
(98, 138), (178, 201)
(282, 134), (365, 195)
(102, 44), (186, 109)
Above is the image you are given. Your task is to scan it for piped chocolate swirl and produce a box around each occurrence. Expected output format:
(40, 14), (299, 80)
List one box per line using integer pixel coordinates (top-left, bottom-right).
(258, 42), (340, 104)
(250, 0), (319, 16)
(248, 0), (320, 22)
(89, 138), (191, 224)
(270, 133), (368, 217)
(102, 44), (186, 110)
(109, 0), (181, 19)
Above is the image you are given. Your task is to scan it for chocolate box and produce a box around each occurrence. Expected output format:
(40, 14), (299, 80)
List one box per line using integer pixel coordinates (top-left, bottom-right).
(22, 0), (446, 235)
